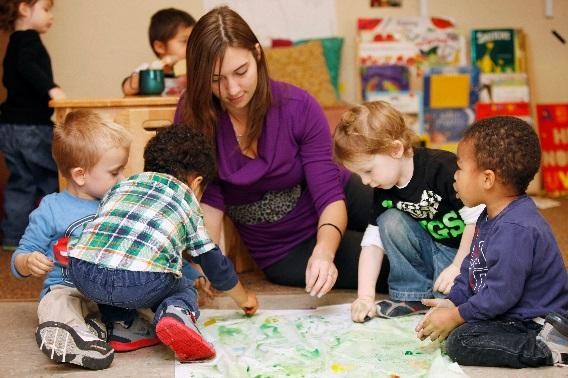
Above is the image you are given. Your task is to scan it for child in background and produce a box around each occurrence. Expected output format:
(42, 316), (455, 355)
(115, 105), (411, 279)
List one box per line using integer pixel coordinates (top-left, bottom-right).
(11, 110), (132, 370)
(68, 125), (258, 362)
(121, 8), (195, 96)
(333, 101), (484, 321)
(416, 116), (568, 368)
(0, 0), (66, 251)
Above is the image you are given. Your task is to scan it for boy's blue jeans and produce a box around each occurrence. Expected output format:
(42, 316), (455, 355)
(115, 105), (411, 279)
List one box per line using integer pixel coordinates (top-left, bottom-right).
(0, 124), (58, 245)
(69, 257), (199, 327)
(446, 320), (553, 368)
(377, 209), (456, 301)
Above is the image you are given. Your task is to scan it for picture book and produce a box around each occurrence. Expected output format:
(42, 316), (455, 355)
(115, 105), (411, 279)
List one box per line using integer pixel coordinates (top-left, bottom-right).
(537, 104), (568, 196)
(423, 66), (480, 109)
(478, 73), (529, 103)
(425, 108), (475, 144)
(475, 102), (530, 123)
(357, 17), (456, 43)
(360, 65), (410, 100)
(471, 28), (525, 73)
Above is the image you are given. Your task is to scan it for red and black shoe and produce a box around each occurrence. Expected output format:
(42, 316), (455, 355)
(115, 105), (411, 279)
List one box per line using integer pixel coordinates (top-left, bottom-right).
(156, 306), (216, 361)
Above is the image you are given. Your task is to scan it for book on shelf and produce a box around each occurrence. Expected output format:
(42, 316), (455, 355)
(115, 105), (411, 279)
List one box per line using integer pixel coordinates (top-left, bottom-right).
(478, 73), (529, 103)
(357, 17), (456, 43)
(425, 108), (475, 144)
(360, 65), (410, 100)
(537, 104), (568, 196)
(475, 102), (531, 123)
(423, 66), (480, 109)
(471, 28), (526, 73)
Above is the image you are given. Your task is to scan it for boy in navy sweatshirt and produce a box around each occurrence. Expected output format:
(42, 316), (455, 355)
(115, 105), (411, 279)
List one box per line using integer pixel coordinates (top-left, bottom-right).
(415, 116), (568, 368)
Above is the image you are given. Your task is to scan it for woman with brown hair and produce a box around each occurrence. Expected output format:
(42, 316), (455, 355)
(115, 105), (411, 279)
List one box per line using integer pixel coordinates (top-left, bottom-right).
(174, 6), (388, 298)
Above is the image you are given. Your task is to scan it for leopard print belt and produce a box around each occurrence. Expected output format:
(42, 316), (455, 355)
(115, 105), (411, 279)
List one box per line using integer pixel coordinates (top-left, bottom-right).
(226, 184), (302, 225)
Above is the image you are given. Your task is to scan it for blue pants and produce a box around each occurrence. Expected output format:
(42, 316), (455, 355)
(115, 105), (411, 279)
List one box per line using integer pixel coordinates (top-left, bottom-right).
(446, 320), (553, 368)
(0, 124), (58, 245)
(377, 209), (456, 301)
(69, 257), (199, 326)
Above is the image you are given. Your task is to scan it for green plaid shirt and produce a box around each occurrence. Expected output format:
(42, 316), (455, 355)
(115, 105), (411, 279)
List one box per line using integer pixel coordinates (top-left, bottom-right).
(69, 172), (215, 276)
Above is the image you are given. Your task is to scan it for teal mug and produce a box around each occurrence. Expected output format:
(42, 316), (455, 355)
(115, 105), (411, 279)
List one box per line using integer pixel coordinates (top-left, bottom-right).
(139, 69), (165, 95)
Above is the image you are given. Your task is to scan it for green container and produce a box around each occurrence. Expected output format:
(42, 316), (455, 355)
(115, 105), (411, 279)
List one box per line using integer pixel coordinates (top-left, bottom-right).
(139, 69), (165, 95)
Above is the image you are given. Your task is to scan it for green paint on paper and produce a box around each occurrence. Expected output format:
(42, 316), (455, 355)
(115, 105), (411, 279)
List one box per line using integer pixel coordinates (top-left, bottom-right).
(177, 305), (443, 377)
(218, 325), (241, 336)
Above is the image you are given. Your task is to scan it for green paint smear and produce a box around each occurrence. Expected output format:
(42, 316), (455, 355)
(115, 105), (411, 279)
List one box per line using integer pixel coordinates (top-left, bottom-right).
(260, 323), (280, 336)
(297, 347), (320, 359)
(218, 325), (241, 336)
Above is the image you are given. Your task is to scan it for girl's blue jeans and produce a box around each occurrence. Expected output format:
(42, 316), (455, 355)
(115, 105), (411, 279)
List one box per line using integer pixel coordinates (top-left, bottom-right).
(69, 257), (199, 326)
(446, 320), (553, 368)
(0, 124), (58, 245)
(377, 209), (457, 301)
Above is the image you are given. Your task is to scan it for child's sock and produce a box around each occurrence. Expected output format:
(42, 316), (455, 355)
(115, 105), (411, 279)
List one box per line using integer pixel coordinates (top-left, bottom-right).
(376, 299), (429, 318)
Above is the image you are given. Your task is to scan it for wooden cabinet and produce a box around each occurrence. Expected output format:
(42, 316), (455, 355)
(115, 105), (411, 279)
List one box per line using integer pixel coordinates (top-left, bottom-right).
(50, 96), (178, 178)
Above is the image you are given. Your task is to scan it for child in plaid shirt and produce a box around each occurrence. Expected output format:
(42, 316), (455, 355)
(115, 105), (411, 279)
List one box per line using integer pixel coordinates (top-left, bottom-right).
(68, 124), (258, 362)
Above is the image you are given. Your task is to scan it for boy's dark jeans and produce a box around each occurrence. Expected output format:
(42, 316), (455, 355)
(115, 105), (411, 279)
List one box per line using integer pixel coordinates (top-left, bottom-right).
(69, 257), (198, 327)
(446, 320), (554, 368)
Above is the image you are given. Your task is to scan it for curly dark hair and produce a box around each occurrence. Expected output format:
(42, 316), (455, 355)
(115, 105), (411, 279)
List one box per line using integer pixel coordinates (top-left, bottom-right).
(143, 124), (217, 190)
(463, 116), (541, 194)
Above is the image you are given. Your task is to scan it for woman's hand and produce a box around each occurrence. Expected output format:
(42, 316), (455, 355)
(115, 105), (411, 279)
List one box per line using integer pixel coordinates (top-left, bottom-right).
(305, 246), (337, 298)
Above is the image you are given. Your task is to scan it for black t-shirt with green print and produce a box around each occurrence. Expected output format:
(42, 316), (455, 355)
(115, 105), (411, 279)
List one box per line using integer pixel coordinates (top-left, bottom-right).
(371, 147), (465, 249)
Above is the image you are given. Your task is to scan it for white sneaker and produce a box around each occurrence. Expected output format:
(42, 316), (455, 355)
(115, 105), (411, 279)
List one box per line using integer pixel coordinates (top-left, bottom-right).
(539, 323), (568, 367)
(35, 321), (114, 370)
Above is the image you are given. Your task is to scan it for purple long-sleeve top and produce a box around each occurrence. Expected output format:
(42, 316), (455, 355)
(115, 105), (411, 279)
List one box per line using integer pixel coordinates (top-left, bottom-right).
(175, 80), (350, 268)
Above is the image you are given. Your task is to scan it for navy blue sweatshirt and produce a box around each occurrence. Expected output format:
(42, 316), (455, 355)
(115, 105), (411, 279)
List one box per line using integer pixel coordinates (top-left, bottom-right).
(448, 195), (568, 321)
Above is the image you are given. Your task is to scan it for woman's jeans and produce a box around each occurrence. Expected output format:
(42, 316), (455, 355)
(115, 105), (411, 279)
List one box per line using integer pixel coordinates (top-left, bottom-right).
(377, 209), (456, 301)
(446, 320), (553, 368)
(0, 124), (58, 245)
(69, 257), (198, 326)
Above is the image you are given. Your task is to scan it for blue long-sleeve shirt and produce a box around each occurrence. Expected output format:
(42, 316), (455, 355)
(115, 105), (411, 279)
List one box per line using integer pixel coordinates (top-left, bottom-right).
(11, 191), (99, 298)
(448, 195), (568, 321)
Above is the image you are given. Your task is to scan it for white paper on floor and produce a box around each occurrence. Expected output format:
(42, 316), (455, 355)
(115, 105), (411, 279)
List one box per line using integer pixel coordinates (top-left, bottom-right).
(175, 303), (466, 378)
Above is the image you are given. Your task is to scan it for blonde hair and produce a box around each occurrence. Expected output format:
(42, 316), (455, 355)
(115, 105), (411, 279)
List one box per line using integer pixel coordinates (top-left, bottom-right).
(333, 101), (417, 164)
(52, 110), (132, 179)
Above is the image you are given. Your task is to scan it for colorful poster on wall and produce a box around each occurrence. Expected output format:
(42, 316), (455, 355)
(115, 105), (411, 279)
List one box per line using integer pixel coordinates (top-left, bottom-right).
(537, 104), (568, 196)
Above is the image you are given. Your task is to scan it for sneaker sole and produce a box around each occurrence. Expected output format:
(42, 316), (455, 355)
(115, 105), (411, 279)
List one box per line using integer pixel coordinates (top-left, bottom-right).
(109, 336), (160, 352)
(376, 301), (429, 319)
(156, 316), (216, 361)
(35, 321), (114, 370)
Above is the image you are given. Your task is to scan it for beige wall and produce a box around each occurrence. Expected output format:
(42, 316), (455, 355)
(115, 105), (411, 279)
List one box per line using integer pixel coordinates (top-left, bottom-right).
(5, 0), (566, 104)
(43, 0), (203, 98)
